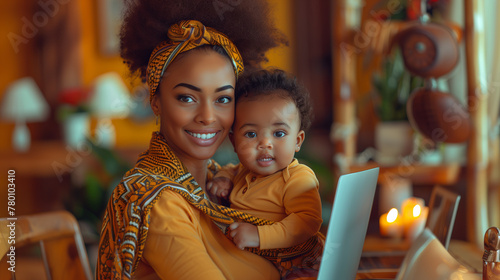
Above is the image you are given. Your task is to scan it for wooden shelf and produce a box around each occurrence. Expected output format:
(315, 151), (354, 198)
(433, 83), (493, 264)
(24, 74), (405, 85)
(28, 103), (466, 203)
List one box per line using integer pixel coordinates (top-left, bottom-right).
(0, 141), (70, 177)
(0, 141), (145, 178)
(348, 162), (461, 186)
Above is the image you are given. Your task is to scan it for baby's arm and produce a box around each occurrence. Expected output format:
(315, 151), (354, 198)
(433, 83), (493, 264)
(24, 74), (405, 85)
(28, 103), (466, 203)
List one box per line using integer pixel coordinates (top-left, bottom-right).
(207, 163), (239, 199)
(207, 177), (233, 199)
(258, 168), (323, 249)
(228, 222), (260, 250)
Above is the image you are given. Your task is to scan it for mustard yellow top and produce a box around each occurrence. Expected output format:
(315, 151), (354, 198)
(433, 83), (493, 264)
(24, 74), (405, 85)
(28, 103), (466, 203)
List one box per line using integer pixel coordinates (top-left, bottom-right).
(219, 159), (323, 250)
(134, 190), (279, 279)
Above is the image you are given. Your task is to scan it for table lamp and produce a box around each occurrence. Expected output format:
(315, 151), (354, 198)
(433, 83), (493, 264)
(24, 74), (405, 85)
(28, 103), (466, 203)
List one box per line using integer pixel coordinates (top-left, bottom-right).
(89, 72), (131, 148)
(0, 77), (49, 152)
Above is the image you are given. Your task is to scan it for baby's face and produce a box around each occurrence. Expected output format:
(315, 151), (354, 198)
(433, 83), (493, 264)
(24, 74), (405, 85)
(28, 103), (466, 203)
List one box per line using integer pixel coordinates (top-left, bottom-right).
(231, 92), (304, 176)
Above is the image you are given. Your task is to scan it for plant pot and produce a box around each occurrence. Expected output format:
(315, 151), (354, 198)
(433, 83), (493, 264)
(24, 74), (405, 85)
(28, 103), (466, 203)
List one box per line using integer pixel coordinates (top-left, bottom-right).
(375, 121), (414, 166)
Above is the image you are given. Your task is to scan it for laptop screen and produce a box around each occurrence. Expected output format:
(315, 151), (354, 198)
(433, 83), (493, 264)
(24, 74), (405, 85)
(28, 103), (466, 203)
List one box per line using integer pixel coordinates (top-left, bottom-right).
(318, 167), (379, 280)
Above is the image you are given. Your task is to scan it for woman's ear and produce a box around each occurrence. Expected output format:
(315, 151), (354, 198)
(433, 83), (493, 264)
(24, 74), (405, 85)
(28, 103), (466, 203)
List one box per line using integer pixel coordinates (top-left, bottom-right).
(150, 94), (160, 116)
(295, 130), (305, 152)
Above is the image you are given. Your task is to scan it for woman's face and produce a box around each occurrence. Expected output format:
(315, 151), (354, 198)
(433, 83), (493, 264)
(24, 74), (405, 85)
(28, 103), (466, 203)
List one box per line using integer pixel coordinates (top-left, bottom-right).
(151, 49), (236, 164)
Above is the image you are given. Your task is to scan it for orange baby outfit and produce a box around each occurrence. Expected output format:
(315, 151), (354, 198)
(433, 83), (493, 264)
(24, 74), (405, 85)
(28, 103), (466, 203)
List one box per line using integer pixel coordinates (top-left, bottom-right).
(218, 159), (324, 279)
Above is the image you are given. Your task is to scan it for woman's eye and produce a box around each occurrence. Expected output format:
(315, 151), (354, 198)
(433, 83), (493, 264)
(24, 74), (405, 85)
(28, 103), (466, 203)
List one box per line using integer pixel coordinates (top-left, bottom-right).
(216, 96), (233, 104)
(244, 132), (257, 138)
(178, 95), (194, 103)
(274, 131), (286, 138)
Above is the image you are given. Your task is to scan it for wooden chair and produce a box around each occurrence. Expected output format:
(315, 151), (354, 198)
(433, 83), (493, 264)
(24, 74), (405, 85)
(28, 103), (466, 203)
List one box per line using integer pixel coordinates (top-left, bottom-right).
(425, 186), (461, 250)
(0, 211), (93, 280)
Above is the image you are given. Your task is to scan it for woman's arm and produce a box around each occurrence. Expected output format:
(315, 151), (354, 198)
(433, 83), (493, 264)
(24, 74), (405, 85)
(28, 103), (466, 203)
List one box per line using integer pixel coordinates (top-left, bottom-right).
(143, 191), (226, 280)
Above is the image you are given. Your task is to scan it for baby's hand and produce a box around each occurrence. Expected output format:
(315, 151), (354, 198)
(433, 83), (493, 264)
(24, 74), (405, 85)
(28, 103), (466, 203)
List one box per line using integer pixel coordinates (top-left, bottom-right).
(206, 177), (233, 199)
(229, 222), (260, 250)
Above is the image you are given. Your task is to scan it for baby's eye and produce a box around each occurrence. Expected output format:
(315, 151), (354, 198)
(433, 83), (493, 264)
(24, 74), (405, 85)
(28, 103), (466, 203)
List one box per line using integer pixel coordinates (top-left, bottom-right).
(274, 131), (286, 138)
(244, 132), (257, 138)
(216, 96), (233, 104)
(177, 95), (195, 103)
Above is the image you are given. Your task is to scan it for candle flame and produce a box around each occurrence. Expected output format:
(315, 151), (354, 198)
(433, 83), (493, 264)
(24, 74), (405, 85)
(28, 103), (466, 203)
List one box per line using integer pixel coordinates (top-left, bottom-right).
(413, 205), (421, 217)
(387, 208), (398, 223)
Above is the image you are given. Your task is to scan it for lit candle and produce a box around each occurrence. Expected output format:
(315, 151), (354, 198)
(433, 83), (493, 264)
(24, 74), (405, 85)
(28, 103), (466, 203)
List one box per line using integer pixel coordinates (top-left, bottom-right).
(406, 206), (428, 242)
(379, 208), (403, 238)
(401, 197), (425, 237)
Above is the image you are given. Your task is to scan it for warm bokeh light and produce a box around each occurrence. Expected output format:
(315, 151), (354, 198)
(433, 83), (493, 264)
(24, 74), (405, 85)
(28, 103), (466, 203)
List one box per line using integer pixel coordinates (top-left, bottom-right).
(413, 204), (421, 217)
(387, 208), (398, 223)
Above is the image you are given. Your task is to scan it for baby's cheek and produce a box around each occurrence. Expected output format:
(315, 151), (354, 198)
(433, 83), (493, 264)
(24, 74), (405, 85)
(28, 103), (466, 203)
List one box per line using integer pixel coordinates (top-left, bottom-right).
(235, 140), (254, 155)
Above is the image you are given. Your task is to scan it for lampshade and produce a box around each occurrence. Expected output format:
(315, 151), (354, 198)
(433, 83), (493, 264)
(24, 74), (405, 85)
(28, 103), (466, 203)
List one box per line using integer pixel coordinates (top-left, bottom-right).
(1, 77), (49, 122)
(89, 72), (131, 118)
(1, 77), (49, 152)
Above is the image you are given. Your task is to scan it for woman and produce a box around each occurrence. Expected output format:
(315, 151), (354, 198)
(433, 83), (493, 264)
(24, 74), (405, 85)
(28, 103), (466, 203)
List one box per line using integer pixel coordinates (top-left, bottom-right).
(97, 1), (286, 279)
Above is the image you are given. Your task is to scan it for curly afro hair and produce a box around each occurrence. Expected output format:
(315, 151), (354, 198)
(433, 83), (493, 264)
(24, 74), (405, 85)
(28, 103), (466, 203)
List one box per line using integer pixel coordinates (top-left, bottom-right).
(235, 69), (314, 132)
(120, 0), (287, 79)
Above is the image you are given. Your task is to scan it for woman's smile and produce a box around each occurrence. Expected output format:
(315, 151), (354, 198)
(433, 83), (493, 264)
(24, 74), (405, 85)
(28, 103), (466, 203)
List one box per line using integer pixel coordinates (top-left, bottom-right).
(186, 129), (221, 146)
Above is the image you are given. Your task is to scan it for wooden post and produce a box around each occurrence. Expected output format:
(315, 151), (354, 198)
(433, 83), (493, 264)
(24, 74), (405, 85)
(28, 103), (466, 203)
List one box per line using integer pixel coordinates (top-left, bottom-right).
(489, 137), (500, 226)
(487, 0), (500, 227)
(330, 0), (362, 176)
(464, 0), (489, 248)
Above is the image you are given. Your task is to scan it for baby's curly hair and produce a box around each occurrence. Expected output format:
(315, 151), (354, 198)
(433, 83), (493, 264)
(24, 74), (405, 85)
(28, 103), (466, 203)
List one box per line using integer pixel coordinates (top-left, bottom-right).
(120, 0), (287, 79)
(235, 69), (314, 132)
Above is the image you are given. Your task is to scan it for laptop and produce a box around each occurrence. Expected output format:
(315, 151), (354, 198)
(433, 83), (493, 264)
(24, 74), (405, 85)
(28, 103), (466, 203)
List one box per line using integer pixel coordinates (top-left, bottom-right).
(317, 167), (379, 280)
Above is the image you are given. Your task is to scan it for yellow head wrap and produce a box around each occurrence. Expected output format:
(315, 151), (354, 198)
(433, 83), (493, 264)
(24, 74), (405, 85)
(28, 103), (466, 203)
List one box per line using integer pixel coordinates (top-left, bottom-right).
(146, 20), (244, 102)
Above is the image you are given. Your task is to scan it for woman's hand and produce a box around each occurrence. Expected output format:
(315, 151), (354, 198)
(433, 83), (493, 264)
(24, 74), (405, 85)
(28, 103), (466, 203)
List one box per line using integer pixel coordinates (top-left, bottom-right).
(206, 177), (233, 199)
(229, 222), (260, 250)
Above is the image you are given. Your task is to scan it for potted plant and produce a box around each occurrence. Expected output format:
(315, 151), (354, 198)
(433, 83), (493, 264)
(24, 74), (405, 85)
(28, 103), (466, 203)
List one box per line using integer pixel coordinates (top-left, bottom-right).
(372, 49), (424, 165)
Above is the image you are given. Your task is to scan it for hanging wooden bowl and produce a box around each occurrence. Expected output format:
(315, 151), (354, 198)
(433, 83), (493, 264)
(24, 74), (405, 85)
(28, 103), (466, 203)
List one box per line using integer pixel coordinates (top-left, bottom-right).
(398, 22), (459, 78)
(407, 87), (471, 143)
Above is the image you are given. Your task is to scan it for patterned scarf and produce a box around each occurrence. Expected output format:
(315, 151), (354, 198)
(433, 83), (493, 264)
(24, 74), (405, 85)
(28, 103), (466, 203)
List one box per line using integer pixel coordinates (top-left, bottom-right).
(96, 132), (323, 280)
(146, 20), (244, 102)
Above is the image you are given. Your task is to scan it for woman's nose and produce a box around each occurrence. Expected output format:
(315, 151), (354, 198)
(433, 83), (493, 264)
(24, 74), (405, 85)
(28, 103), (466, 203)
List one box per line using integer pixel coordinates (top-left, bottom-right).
(195, 103), (216, 125)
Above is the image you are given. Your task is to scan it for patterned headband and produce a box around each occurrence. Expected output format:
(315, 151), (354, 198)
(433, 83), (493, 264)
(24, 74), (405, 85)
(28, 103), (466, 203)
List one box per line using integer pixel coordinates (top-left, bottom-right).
(146, 20), (244, 102)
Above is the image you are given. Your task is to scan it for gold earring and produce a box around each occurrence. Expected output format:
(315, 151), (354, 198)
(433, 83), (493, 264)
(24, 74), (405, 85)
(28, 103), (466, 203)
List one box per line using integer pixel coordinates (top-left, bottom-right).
(155, 115), (159, 125)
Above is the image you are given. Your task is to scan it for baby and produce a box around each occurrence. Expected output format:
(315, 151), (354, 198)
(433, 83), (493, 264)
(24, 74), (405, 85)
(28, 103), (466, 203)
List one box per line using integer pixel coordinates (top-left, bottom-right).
(207, 69), (323, 278)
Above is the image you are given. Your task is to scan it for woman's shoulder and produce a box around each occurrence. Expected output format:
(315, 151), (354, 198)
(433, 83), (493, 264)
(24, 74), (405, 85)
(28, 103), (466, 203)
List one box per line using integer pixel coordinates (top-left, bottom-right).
(153, 189), (197, 213)
(109, 169), (184, 207)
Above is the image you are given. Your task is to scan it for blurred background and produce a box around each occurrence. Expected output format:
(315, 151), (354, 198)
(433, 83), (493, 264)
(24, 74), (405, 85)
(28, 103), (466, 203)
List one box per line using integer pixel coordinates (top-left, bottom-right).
(0, 0), (499, 275)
